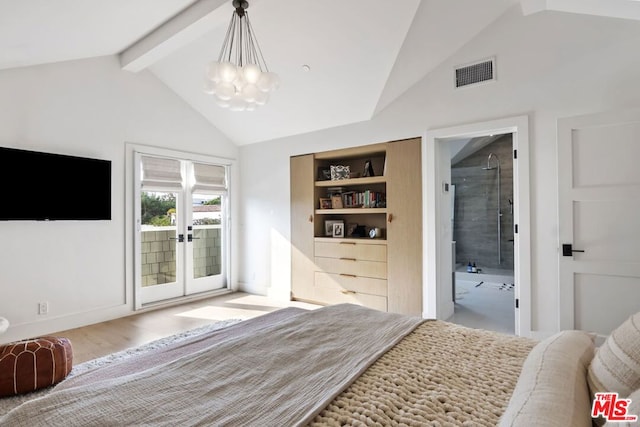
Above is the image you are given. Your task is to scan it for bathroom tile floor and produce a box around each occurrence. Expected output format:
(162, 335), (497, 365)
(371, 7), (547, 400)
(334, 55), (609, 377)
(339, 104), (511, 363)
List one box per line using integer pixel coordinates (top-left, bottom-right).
(446, 279), (515, 335)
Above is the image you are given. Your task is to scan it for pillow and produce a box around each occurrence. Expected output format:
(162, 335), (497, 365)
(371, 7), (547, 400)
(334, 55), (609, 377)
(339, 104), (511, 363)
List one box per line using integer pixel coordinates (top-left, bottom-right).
(499, 330), (595, 427)
(588, 312), (640, 398)
(603, 387), (640, 427)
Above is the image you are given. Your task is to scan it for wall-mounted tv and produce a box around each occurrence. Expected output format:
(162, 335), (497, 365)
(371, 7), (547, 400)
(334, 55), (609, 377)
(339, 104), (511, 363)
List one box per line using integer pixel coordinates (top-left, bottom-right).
(0, 147), (111, 221)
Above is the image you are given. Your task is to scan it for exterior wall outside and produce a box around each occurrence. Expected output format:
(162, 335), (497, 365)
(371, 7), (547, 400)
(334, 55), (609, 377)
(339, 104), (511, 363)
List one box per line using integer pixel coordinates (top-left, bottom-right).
(193, 227), (222, 278)
(452, 135), (514, 272)
(140, 227), (221, 286)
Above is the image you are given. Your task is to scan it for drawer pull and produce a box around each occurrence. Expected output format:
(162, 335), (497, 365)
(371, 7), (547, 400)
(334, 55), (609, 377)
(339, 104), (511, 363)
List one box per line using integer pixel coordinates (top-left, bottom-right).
(339, 241), (357, 245)
(340, 257), (357, 261)
(339, 273), (357, 278)
(341, 290), (356, 295)
(388, 213), (393, 223)
(308, 215), (313, 223)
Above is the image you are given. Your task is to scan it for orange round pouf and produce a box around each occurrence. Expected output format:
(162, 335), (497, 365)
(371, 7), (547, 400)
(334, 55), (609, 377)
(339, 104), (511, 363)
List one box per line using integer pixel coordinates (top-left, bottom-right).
(0, 336), (73, 397)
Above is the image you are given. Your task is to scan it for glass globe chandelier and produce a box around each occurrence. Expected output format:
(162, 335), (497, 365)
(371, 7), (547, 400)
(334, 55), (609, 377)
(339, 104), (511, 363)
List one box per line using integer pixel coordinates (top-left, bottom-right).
(204, 0), (279, 111)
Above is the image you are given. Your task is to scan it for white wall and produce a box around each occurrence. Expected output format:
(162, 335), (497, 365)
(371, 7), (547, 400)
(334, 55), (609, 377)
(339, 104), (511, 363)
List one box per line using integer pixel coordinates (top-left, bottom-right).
(0, 55), (237, 343)
(238, 7), (640, 335)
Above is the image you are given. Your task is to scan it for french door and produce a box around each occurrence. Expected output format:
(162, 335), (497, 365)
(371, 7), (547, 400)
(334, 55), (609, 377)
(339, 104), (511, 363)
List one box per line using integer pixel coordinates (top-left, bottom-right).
(134, 152), (230, 307)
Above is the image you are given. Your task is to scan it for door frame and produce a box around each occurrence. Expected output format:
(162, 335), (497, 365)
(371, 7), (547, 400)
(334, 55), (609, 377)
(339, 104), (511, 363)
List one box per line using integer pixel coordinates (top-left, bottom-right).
(125, 142), (236, 310)
(423, 115), (532, 337)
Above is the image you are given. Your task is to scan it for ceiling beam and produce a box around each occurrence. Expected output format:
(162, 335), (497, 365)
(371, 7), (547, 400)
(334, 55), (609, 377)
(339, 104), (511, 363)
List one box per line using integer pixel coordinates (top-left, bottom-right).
(120, 0), (231, 72)
(521, 0), (640, 21)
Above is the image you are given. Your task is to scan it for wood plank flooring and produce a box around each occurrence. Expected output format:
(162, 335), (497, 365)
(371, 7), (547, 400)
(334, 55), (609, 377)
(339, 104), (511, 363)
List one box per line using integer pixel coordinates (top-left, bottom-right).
(54, 292), (320, 364)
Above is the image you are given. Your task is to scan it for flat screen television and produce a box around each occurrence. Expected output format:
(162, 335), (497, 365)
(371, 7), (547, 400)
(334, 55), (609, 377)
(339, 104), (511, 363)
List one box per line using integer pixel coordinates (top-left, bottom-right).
(0, 147), (111, 221)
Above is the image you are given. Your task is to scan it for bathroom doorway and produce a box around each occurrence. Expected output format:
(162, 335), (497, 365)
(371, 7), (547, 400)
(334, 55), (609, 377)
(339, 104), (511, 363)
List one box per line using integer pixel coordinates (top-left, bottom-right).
(448, 134), (515, 334)
(423, 115), (531, 337)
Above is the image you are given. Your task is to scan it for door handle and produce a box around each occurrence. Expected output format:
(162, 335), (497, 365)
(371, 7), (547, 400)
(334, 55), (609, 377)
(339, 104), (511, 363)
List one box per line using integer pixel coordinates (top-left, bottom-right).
(169, 234), (184, 243)
(187, 234), (201, 242)
(562, 244), (585, 257)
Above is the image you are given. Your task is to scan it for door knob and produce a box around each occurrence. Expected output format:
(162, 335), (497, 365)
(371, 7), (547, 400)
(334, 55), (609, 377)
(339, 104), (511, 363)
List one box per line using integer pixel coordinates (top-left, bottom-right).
(169, 234), (184, 243)
(562, 244), (585, 257)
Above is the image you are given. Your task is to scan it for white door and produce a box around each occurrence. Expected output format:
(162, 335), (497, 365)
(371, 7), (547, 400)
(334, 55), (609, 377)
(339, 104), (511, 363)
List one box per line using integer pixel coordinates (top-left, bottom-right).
(558, 109), (640, 337)
(135, 153), (229, 307)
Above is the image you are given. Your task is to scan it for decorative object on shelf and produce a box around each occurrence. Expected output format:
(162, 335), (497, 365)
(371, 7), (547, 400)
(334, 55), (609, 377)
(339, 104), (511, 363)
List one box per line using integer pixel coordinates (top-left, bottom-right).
(331, 195), (343, 209)
(363, 159), (375, 177)
(332, 222), (345, 238)
(203, 0), (279, 111)
(330, 165), (350, 180)
(326, 187), (346, 197)
(369, 227), (382, 239)
(0, 317), (8, 334)
(319, 198), (332, 209)
(352, 225), (367, 237)
(325, 220), (343, 236)
(347, 223), (358, 237)
(317, 167), (331, 181)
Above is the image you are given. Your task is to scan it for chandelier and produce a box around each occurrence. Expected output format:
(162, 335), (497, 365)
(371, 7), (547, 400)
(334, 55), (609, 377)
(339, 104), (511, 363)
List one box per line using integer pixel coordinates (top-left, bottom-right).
(204, 0), (279, 111)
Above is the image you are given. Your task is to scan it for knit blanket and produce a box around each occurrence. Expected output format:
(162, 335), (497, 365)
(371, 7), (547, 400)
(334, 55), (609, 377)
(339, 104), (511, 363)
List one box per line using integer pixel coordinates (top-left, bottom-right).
(310, 319), (536, 426)
(0, 304), (423, 427)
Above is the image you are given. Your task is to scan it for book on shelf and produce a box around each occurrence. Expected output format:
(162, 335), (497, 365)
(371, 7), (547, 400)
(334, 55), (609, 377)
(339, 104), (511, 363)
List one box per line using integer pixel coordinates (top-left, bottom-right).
(336, 190), (386, 209)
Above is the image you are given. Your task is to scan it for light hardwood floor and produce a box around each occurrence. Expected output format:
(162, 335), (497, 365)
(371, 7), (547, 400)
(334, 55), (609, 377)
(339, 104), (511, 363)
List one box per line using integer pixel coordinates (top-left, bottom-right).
(54, 292), (321, 364)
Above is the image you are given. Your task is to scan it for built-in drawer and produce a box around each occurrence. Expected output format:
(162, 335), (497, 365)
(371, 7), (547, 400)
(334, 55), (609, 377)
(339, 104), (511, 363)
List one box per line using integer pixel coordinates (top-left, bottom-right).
(314, 272), (387, 297)
(314, 240), (386, 262)
(315, 256), (387, 279)
(313, 286), (387, 312)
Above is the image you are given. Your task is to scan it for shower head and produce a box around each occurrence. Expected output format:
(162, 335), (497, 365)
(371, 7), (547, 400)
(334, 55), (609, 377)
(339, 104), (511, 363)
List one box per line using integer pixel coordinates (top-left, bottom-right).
(482, 152), (500, 170)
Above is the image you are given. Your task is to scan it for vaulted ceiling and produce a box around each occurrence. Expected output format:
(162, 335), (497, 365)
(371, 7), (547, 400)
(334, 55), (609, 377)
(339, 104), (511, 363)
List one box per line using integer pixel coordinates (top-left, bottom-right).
(1, 0), (639, 145)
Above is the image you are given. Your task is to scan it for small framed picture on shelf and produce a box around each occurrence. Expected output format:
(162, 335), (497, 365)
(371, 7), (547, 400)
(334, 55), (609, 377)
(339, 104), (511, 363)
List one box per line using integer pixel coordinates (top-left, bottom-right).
(325, 220), (343, 236)
(332, 222), (345, 238)
(363, 159), (374, 177)
(317, 167), (331, 181)
(347, 223), (358, 237)
(319, 197), (332, 209)
(331, 195), (343, 209)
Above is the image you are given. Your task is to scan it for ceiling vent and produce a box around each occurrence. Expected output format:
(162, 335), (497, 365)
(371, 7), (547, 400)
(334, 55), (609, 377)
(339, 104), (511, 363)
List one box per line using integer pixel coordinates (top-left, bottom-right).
(455, 58), (495, 89)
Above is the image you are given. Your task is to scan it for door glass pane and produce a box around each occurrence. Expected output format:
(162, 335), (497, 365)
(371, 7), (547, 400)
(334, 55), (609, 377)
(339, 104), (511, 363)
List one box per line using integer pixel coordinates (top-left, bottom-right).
(192, 193), (223, 279)
(140, 191), (178, 286)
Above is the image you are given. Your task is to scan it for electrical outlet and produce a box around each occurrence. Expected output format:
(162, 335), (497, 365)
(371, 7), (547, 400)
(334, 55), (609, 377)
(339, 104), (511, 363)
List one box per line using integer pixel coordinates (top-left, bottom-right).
(38, 302), (49, 315)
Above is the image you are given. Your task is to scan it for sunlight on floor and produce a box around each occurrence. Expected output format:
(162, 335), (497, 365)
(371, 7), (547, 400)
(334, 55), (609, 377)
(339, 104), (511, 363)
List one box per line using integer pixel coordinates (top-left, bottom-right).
(174, 294), (321, 321)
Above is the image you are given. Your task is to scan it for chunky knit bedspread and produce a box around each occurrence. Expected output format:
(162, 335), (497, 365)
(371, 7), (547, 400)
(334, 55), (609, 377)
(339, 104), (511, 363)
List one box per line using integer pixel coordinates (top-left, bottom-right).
(310, 320), (536, 426)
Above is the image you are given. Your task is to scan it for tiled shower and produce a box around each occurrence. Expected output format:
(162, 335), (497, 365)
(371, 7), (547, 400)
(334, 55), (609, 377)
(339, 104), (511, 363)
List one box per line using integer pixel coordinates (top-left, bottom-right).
(451, 135), (514, 278)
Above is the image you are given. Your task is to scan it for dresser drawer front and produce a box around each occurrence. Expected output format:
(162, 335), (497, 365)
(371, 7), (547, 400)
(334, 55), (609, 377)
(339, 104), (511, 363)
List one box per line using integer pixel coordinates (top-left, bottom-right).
(315, 257), (387, 279)
(314, 241), (386, 262)
(313, 286), (387, 312)
(315, 272), (387, 296)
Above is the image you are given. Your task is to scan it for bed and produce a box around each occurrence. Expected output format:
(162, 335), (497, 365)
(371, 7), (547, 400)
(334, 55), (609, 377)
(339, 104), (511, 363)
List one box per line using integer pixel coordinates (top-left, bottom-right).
(1, 303), (638, 426)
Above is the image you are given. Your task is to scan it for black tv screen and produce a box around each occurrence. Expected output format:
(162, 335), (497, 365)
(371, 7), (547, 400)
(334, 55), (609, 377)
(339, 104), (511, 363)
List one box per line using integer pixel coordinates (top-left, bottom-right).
(0, 147), (111, 221)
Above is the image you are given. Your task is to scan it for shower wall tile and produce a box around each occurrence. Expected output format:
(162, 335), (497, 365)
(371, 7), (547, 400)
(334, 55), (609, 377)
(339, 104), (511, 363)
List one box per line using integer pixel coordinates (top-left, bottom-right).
(452, 135), (514, 271)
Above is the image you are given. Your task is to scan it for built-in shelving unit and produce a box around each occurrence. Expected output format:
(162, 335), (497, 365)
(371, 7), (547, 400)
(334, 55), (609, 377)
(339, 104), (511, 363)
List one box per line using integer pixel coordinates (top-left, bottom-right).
(290, 137), (423, 316)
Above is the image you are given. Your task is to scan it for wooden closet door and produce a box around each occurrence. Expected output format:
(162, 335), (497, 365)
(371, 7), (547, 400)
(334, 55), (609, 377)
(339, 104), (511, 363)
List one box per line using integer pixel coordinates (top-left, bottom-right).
(290, 154), (315, 301)
(385, 138), (422, 316)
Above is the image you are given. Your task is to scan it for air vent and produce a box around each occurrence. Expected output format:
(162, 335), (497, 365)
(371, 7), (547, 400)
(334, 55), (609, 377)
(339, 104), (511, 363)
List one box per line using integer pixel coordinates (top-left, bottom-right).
(455, 58), (495, 88)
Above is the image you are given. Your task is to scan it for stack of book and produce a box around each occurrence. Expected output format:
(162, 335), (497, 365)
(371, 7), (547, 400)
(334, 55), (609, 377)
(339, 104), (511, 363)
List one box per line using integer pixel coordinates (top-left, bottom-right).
(340, 190), (386, 208)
